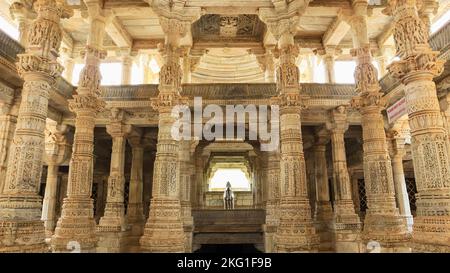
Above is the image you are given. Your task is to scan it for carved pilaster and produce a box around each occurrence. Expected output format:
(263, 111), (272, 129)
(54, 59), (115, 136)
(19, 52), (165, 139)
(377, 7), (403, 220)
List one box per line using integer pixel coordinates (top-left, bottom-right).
(384, 0), (450, 252)
(0, 0), (72, 253)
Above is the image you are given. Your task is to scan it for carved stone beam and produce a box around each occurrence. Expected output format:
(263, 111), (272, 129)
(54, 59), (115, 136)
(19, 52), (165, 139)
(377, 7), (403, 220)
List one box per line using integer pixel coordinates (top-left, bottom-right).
(105, 14), (133, 48)
(322, 11), (351, 47)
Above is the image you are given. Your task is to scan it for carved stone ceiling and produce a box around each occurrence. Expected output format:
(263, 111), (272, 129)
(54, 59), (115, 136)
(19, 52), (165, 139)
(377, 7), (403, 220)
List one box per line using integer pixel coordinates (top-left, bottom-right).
(192, 14), (265, 42)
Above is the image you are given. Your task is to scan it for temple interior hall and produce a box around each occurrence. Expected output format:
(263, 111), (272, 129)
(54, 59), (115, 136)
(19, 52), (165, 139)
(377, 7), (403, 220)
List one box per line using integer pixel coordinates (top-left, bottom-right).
(0, 0), (449, 253)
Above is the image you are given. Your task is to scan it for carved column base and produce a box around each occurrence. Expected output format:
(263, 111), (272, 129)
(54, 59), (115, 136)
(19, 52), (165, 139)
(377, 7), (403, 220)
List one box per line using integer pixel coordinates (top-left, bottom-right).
(51, 198), (97, 253)
(0, 220), (47, 253)
(273, 198), (319, 252)
(0, 195), (46, 252)
(125, 203), (145, 252)
(96, 230), (129, 253)
(412, 215), (450, 253)
(98, 202), (127, 231)
(330, 200), (362, 252)
(313, 201), (333, 252)
(362, 213), (411, 252)
(139, 198), (185, 252)
(263, 224), (277, 253)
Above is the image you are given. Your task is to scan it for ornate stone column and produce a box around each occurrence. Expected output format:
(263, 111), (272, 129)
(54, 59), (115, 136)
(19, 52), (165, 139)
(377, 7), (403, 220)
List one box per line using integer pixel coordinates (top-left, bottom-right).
(139, 16), (193, 252)
(315, 47), (341, 84)
(97, 109), (131, 252)
(9, 1), (33, 47)
(126, 128), (145, 249)
(0, 0), (71, 252)
(313, 128), (333, 251)
(262, 141), (280, 253)
(417, 0), (439, 36)
(326, 106), (362, 252)
(0, 86), (19, 194)
(262, 17), (318, 252)
(42, 122), (71, 237)
(350, 0), (410, 252)
(387, 131), (414, 232)
(179, 140), (195, 252)
(385, 0), (450, 252)
(121, 53), (133, 85)
(52, 0), (106, 252)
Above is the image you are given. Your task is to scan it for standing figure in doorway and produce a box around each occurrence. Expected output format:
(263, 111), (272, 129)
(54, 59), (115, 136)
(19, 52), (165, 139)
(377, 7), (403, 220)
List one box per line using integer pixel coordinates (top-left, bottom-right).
(223, 182), (235, 210)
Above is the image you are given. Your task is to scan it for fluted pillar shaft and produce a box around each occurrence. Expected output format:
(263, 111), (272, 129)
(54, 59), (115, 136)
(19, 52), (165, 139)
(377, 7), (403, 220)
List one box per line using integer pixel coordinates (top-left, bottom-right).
(0, 0), (72, 253)
(385, 0), (450, 252)
(52, 0), (106, 252)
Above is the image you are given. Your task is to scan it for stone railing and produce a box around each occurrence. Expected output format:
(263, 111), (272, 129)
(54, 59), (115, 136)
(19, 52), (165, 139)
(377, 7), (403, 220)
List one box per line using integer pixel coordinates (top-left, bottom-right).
(0, 30), (24, 63)
(380, 20), (450, 94)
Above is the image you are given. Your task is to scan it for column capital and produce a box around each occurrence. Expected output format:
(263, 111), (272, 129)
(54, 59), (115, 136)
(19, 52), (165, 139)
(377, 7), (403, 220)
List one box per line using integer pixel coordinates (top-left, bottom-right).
(44, 121), (72, 165)
(326, 105), (349, 133)
(127, 127), (144, 149)
(106, 110), (132, 138)
(314, 126), (330, 147)
(384, 0), (444, 82)
(386, 129), (407, 159)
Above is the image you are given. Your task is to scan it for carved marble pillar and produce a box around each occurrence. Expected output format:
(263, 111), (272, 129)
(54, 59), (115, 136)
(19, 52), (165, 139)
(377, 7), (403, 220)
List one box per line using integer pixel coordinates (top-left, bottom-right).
(97, 110), (131, 252)
(42, 122), (71, 237)
(126, 129), (145, 246)
(266, 21), (318, 252)
(385, 0), (450, 252)
(179, 140), (194, 252)
(263, 143), (280, 253)
(121, 54), (133, 85)
(315, 47), (340, 84)
(326, 107), (362, 252)
(0, 0), (71, 253)
(52, 0), (106, 252)
(139, 17), (191, 252)
(387, 132), (414, 232)
(313, 129), (333, 251)
(0, 90), (19, 194)
(349, 1), (410, 252)
(418, 0), (439, 36)
(9, 1), (32, 47)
